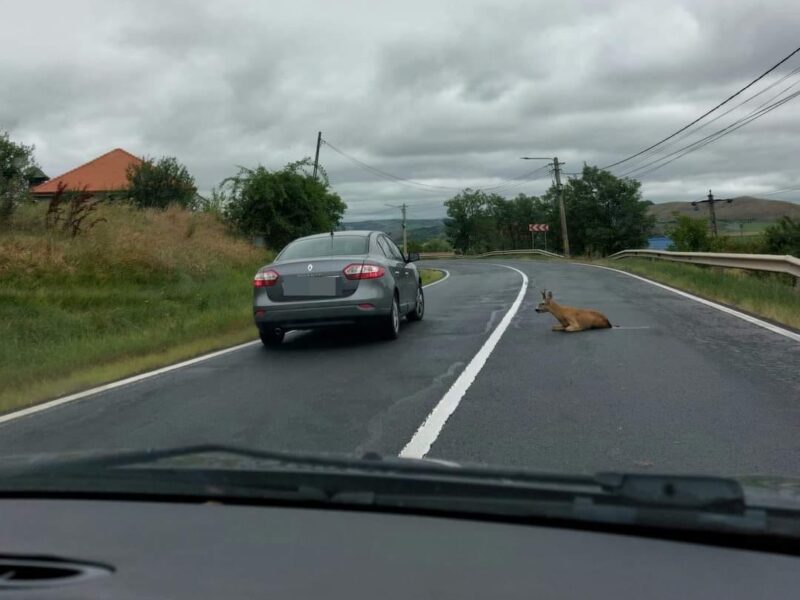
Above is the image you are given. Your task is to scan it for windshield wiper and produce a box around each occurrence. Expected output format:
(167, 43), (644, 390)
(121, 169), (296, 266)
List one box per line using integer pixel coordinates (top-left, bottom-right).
(3, 445), (799, 543)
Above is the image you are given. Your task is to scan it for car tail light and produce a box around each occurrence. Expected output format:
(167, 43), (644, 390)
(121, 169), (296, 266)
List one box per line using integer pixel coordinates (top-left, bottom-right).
(343, 263), (385, 280)
(253, 269), (279, 287)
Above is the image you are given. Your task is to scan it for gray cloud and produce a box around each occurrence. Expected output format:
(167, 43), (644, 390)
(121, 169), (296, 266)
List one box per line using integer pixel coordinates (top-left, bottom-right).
(3, 0), (799, 221)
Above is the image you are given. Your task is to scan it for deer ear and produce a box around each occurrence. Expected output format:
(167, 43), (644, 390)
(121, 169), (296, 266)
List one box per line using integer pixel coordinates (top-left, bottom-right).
(547, 291), (553, 300)
(540, 289), (547, 300)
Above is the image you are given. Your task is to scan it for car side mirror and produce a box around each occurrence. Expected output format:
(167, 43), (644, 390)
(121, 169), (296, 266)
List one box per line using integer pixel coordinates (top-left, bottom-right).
(406, 252), (420, 263)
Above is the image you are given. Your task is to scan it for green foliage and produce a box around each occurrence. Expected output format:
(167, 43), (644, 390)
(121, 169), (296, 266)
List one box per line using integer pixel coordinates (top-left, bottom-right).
(763, 216), (800, 257)
(0, 131), (39, 223)
(444, 190), (550, 254)
(223, 158), (346, 250)
(707, 234), (766, 254)
(444, 166), (652, 256)
(545, 165), (654, 256)
(126, 155), (197, 209)
(666, 214), (711, 251)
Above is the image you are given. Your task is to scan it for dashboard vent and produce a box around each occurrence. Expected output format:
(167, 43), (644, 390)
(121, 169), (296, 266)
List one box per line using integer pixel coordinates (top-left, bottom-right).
(0, 556), (112, 589)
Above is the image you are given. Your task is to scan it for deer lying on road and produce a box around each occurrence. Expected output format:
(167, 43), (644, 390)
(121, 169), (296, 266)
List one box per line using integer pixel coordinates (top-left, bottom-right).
(535, 290), (612, 332)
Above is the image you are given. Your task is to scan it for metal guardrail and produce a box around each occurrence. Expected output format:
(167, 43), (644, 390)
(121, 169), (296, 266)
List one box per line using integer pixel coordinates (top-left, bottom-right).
(419, 249), (564, 260)
(609, 249), (800, 282)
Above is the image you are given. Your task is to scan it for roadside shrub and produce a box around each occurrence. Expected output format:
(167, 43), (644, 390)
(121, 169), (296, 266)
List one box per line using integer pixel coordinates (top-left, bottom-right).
(127, 156), (197, 210)
(666, 214), (711, 251)
(763, 216), (800, 257)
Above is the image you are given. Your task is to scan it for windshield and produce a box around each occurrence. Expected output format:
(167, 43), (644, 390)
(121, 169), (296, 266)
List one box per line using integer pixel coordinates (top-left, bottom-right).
(1, 0), (800, 535)
(278, 235), (369, 260)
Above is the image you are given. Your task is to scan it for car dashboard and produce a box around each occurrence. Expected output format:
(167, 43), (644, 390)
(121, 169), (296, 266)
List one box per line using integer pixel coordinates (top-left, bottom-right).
(2, 498), (799, 598)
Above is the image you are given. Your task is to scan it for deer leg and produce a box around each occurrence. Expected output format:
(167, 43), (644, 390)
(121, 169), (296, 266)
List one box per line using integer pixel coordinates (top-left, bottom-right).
(551, 324), (565, 331)
(564, 321), (584, 332)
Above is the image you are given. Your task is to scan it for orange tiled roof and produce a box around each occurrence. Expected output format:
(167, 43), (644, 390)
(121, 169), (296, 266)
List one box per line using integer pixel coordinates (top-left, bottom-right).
(31, 148), (142, 194)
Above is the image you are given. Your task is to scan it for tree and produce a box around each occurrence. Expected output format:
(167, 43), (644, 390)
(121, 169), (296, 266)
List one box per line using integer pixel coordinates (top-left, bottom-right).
(223, 158), (346, 250)
(444, 189), (499, 254)
(666, 214), (711, 251)
(544, 165), (654, 256)
(763, 216), (800, 257)
(126, 156), (197, 209)
(0, 131), (39, 223)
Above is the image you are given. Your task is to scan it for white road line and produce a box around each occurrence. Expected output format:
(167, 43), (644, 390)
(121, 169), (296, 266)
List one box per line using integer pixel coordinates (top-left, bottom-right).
(576, 263), (800, 343)
(422, 268), (450, 288)
(2, 267), (455, 426)
(400, 264), (529, 459)
(0, 341), (261, 426)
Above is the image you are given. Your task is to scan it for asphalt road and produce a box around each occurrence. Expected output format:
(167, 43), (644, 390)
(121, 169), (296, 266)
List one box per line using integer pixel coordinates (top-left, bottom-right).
(2, 259), (799, 478)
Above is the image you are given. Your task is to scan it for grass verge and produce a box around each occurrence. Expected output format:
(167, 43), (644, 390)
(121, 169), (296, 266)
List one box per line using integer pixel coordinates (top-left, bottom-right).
(598, 258), (800, 330)
(420, 267), (446, 286)
(1, 203), (270, 415)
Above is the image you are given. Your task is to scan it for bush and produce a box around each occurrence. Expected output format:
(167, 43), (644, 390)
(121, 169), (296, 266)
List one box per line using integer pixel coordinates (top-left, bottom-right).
(763, 217), (800, 257)
(0, 132), (39, 224)
(666, 214), (711, 251)
(127, 156), (197, 210)
(222, 158), (346, 250)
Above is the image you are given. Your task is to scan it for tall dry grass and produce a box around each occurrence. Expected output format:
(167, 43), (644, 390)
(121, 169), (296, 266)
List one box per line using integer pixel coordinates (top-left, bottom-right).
(1, 202), (272, 413)
(2, 203), (264, 283)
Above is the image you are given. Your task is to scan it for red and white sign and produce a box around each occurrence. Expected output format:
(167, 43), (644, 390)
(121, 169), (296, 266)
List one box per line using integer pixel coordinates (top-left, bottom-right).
(528, 223), (549, 232)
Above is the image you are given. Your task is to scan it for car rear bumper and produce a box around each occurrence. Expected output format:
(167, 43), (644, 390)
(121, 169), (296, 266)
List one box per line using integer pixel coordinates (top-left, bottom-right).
(253, 279), (394, 330)
(254, 302), (391, 330)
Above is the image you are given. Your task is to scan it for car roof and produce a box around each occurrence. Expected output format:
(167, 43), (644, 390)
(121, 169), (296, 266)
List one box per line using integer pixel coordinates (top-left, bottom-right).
(293, 231), (381, 241)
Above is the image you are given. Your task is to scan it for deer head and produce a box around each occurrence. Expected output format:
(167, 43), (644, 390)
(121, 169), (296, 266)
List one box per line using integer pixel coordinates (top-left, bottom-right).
(535, 290), (553, 313)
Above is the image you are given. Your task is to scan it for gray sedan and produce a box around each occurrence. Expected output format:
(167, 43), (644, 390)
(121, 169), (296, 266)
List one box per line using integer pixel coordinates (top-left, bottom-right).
(253, 231), (424, 346)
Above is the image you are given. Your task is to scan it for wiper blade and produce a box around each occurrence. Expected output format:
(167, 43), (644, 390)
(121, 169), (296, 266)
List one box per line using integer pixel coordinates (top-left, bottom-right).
(597, 473), (746, 512)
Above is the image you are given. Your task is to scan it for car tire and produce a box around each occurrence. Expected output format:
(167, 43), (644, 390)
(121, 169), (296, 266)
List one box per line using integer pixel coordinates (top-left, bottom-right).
(259, 328), (285, 348)
(382, 294), (400, 340)
(407, 283), (424, 321)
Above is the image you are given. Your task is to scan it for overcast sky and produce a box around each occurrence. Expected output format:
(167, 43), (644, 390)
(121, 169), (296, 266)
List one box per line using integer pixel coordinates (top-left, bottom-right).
(3, 0), (800, 220)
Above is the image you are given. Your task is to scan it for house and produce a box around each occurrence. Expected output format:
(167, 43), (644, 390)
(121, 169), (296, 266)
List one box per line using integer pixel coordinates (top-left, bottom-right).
(31, 148), (142, 199)
(24, 166), (49, 187)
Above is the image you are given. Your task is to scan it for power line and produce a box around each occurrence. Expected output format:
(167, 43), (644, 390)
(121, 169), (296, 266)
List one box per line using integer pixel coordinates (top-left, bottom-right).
(602, 44), (800, 170)
(620, 88), (800, 179)
(322, 139), (463, 192)
(322, 137), (556, 195)
(616, 65), (800, 175)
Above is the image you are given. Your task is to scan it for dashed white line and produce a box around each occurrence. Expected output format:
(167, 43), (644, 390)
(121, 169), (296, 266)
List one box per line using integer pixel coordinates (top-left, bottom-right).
(400, 264), (529, 459)
(576, 263), (800, 343)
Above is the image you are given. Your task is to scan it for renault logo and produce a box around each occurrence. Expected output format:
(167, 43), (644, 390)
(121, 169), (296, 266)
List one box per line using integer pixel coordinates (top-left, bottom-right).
(307, 264), (313, 272)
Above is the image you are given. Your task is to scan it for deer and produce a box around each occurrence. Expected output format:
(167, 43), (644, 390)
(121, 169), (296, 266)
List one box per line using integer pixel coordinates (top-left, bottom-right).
(535, 290), (612, 332)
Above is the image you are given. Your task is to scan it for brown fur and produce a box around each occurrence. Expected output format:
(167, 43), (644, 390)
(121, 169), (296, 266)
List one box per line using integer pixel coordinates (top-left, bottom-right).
(535, 290), (612, 332)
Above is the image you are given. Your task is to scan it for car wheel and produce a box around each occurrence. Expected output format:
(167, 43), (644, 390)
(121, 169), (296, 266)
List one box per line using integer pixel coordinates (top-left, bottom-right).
(407, 283), (424, 321)
(259, 328), (285, 348)
(382, 294), (400, 340)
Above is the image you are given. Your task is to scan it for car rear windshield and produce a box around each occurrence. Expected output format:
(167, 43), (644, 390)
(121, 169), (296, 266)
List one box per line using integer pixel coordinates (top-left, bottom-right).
(278, 236), (369, 260)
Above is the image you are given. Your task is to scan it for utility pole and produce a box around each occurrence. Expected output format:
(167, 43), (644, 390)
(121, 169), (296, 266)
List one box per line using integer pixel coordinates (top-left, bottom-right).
(552, 156), (570, 257)
(691, 190), (732, 237)
(386, 202), (408, 255)
(401, 203), (407, 255)
(312, 131), (322, 180)
(521, 155), (570, 257)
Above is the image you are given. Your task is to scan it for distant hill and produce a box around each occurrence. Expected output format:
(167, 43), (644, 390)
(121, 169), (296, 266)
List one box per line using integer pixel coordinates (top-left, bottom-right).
(649, 197), (800, 224)
(341, 218), (446, 242)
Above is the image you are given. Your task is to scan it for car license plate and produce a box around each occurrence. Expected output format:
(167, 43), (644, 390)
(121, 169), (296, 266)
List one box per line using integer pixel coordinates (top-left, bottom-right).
(283, 276), (337, 296)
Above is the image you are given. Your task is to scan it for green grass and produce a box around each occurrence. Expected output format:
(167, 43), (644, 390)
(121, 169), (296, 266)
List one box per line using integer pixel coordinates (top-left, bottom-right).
(0, 203), (271, 414)
(601, 258), (800, 329)
(420, 268), (446, 285)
